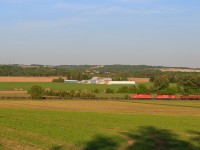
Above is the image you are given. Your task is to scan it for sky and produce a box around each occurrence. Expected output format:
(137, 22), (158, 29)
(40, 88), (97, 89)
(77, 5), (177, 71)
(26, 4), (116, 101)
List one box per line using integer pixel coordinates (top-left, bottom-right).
(0, 0), (200, 67)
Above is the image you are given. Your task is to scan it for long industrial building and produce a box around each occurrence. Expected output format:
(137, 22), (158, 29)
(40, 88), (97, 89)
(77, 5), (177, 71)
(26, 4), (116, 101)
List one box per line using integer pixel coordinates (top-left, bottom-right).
(107, 81), (136, 85)
(78, 77), (136, 85)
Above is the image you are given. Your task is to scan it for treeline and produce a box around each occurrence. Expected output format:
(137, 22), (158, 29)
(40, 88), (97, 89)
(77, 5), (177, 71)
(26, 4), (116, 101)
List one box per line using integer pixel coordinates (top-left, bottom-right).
(0, 65), (93, 79)
(28, 74), (200, 100)
(106, 74), (200, 95)
(0, 65), (200, 83)
(0, 65), (59, 76)
(28, 85), (96, 99)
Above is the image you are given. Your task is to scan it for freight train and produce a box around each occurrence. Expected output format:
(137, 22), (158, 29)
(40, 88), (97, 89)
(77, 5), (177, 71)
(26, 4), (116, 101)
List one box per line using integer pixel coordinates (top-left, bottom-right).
(130, 94), (200, 100)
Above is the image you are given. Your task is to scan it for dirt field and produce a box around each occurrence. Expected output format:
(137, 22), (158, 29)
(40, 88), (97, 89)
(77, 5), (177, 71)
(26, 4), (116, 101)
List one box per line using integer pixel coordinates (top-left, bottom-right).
(0, 76), (66, 82)
(0, 90), (28, 97)
(0, 91), (27, 94)
(159, 68), (200, 72)
(0, 100), (199, 116)
(128, 78), (150, 82)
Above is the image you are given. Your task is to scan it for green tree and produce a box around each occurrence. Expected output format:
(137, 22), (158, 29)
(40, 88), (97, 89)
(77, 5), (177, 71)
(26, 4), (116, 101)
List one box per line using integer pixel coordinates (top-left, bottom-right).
(28, 85), (44, 99)
(76, 71), (82, 81)
(94, 89), (100, 93)
(106, 88), (114, 93)
(67, 70), (72, 80)
(117, 86), (128, 93)
(124, 95), (129, 99)
(137, 84), (150, 94)
(52, 77), (64, 82)
(179, 75), (200, 94)
(158, 87), (178, 94)
(153, 75), (169, 91)
(82, 74), (90, 80)
(128, 86), (138, 93)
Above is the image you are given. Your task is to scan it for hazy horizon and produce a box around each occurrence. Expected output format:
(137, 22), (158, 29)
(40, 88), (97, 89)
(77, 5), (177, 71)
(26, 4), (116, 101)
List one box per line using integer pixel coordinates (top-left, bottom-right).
(0, 0), (200, 68)
(1, 63), (200, 69)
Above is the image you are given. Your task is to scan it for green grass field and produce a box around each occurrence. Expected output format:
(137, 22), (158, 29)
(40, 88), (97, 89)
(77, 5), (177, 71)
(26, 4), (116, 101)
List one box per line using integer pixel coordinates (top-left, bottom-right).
(0, 82), (127, 92)
(0, 100), (199, 150)
(0, 82), (177, 91)
(0, 82), (132, 98)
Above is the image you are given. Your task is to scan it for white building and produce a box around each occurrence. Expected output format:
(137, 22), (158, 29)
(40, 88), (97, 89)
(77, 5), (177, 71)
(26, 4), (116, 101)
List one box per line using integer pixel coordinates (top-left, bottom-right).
(107, 81), (136, 85)
(64, 80), (79, 83)
(90, 77), (112, 84)
(79, 77), (135, 85)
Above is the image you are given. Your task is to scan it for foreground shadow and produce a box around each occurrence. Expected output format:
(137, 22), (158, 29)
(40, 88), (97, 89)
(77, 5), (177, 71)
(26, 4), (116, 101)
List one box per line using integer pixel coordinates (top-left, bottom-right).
(188, 130), (200, 146)
(123, 126), (199, 150)
(50, 145), (65, 150)
(55, 126), (199, 150)
(84, 135), (119, 150)
(0, 144), (4, 150)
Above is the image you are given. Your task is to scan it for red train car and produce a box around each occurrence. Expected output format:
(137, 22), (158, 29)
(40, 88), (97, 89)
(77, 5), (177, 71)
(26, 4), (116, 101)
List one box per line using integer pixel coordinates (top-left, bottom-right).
(130, 93), (200, 100)
(156, 94), (179, 100)
(130, 94), (152, 99)
(180, 95), (200, 100)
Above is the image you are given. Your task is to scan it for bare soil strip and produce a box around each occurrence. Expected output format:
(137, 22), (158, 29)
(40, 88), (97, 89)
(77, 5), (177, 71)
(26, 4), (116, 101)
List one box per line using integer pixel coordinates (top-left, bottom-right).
(0, 100), (199, 116)
(0, 76), (66, 82)
(0, 91), (27, 94)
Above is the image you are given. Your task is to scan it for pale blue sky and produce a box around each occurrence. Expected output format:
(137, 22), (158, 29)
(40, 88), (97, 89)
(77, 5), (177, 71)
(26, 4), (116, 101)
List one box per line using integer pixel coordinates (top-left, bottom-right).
(0, 0), (200, 67)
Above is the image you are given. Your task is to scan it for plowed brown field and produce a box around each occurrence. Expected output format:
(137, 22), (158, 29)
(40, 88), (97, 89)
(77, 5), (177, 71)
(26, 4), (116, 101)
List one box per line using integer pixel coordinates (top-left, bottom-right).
(0, 91), (26, 94)
(0, 76), (66, 82)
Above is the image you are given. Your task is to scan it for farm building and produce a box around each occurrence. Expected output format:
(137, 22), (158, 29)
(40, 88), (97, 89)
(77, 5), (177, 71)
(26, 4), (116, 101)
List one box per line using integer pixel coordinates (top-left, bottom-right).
(90, 77), (102, 84)
(79, 80), (89, 84)
(107, 81), (136, 85)
(87, 77), (112, 84)
(64, 80), (79, 83)
(79, 77), (135, 85)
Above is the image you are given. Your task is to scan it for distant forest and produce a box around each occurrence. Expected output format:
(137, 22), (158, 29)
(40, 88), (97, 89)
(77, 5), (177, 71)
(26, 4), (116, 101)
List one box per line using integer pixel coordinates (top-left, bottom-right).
(0, 64), (199, 82)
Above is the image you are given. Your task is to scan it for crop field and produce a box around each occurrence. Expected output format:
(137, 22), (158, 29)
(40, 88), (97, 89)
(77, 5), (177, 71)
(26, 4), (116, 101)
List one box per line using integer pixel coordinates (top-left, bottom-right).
(0, 100), (199, 150)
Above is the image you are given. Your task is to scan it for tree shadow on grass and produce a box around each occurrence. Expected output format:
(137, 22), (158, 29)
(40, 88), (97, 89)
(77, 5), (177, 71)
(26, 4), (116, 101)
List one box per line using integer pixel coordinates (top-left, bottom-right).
(188, 130), (200, 147)
(49, 145), (65, 150)
(123, 126), (199, 150)
(84, 135), (120, 150)
(0, 144), (4, 150)
(50, 127), (200, 150)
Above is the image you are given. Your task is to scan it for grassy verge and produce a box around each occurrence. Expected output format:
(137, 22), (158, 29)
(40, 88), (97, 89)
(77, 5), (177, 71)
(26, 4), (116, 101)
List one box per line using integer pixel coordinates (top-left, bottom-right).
(0, 108), (200, 149)
(0, 100), (199, 149)
(129, 100), (200, 108)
